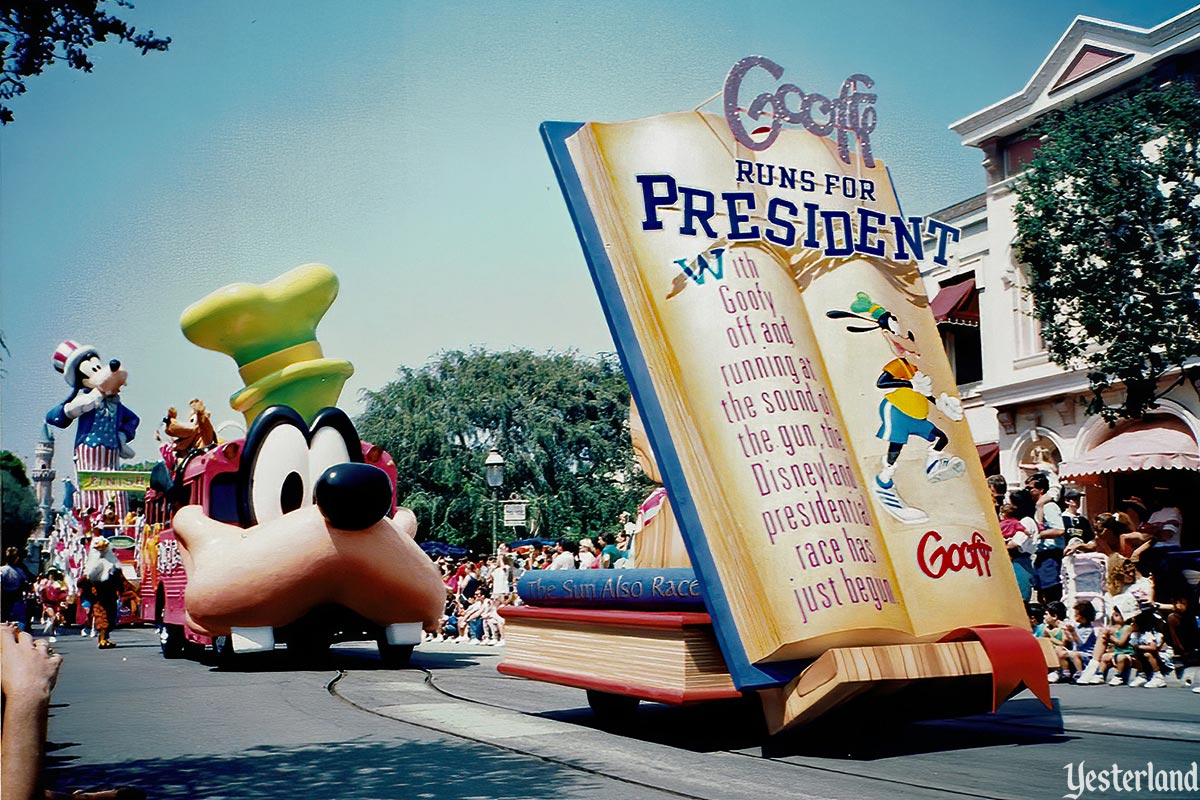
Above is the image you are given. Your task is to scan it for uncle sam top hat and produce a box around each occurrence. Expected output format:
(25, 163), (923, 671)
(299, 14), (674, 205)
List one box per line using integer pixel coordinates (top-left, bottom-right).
(52, 340), (99, 385)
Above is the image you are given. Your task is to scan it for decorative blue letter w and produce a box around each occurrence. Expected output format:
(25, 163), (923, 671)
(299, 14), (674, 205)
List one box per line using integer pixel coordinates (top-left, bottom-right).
(674, 248), (725, 284)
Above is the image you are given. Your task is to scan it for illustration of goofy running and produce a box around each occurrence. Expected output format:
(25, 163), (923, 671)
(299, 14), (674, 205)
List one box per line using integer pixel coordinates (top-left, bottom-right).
(827, 292), (965, 524)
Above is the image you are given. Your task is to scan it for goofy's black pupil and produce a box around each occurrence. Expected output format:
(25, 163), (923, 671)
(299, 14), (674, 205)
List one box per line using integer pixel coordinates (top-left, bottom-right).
(280, 472), (305, 514)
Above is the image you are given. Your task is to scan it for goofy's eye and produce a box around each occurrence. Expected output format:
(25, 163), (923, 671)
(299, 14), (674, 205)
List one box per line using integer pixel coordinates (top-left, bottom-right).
(309, 426), (352, 487)
(247, 422), (311, 525)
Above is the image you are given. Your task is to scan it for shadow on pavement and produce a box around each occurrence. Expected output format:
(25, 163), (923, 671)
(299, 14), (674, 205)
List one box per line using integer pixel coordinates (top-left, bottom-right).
(46, 737), (598, 800)
(193, 643), (489, 673)
(536, 694), (1069, 761)
(767, 697), (1069, 760)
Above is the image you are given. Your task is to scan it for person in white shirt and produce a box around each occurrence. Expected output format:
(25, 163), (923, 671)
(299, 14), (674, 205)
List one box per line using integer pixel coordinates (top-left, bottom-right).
(490, 558), (511, 601)
(547, 539), (576, 570)
(1145, 487), (1183, 548)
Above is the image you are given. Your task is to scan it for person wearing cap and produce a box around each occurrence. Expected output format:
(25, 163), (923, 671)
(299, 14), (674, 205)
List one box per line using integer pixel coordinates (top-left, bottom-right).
(1061, 488), (1093, 544)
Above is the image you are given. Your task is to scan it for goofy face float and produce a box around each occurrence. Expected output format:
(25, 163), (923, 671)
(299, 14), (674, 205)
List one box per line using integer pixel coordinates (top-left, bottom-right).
(172, 405), (445, 653)
(171, 264), (445, 657)
(827, 292), (965, 525)
(47, 341), (140, 518)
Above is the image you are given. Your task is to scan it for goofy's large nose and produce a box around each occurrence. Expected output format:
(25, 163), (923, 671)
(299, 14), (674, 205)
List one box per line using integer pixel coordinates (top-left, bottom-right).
(314, 463), (392, 530)
(109, 359), (121, 371)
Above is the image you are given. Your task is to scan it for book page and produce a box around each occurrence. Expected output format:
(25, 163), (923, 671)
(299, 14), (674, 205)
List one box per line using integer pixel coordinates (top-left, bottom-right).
(569, 113), (913, 664)
(702, 119), (1030, 637)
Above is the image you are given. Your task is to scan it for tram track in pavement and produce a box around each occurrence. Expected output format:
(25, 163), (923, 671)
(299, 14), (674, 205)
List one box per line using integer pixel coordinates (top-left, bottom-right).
(326, 668), (710, 800)
(326, 661), (1086, 800)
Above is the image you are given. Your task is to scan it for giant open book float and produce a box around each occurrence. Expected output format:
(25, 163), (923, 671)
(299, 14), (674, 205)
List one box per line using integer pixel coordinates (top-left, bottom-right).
(499, 68), (1054, 732)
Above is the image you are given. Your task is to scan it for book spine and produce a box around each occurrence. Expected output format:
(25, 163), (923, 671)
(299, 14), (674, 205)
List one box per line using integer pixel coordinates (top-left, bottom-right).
(516, 568), (705, 611)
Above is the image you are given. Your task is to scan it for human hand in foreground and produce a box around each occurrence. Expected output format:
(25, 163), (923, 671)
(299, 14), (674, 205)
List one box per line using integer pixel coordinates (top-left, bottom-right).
(0, 624), (61, 703)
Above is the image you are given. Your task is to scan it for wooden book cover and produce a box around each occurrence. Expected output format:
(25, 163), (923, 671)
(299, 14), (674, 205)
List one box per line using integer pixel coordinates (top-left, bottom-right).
(498, 606), (739, 703)
(543, 91), (1026, 690)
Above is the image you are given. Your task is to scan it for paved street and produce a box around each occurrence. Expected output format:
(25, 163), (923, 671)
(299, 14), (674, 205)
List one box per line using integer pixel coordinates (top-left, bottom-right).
(37, 626), (1200, 800)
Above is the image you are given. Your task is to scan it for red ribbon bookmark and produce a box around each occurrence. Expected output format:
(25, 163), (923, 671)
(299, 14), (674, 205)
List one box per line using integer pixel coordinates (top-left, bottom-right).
(941, 624), (1052, 712)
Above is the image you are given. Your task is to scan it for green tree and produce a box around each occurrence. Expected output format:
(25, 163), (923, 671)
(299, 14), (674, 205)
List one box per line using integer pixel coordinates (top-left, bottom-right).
(1, 451), (41, 550)
(356, 349), (651, 551)
(0, 0), (171, 124)
(0, 450), (30, 486)
(1012, 81), (1200, 422)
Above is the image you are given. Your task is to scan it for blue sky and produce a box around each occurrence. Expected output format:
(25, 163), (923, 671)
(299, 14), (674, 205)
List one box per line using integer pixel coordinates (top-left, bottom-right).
(2, 0), (1195, 481)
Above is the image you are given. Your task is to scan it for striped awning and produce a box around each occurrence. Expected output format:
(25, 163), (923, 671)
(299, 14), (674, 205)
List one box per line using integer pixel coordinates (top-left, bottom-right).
(1059, 418), (1200, 479)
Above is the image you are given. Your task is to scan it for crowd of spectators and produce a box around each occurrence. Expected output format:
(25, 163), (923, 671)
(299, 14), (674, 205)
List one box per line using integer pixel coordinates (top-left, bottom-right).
(423, 525), (636, 645)
(990, 473), (1199, 691)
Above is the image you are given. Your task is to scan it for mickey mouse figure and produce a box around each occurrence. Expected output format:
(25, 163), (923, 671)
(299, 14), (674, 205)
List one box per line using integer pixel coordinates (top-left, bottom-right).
(827, 292), (965, 524)
(46, 341), (140, 519)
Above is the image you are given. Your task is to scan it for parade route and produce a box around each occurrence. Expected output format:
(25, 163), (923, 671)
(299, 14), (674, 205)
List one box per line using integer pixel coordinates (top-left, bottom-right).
(37, 627), (1200, 800)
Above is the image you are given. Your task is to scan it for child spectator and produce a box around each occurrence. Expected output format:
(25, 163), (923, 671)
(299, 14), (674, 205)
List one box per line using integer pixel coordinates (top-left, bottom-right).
(489, 557), (512, 604)
(1064, 601), (1099, 682)
(1027, 603), (1045, 636)
(1001, 499), (1037, 603)
(1104, 605), (1136, 685)
(439, 592), (462, 641)
(1042, 601), (1071, 682)
(1128, 611), (1168, 688)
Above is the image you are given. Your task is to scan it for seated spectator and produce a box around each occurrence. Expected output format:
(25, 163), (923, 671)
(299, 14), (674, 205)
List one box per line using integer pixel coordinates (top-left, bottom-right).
(1064, 601), (1099, 682)
(1128, 610), (1168, 688)
(1042, 601), (1071, 682)
(1155, 572), (1200, 668)
(460, 590), (488, 642)
(439, 592), (462, 641)
(1027, 603), (1045, 636)
(1103, 605), (1136, 686)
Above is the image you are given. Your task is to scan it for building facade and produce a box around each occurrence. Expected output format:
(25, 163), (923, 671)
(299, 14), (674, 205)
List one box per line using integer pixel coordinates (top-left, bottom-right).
(924, 6), (1200, 540)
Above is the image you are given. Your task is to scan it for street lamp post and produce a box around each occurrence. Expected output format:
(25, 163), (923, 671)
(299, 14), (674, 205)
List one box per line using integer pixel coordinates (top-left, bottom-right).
(484, 448), (505, 555)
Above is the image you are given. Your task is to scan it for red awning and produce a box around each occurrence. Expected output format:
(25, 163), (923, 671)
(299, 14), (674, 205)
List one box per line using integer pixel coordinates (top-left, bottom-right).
(976, 442), (1000, 471)
(1059, 418), (1200, 479)
(930, 279), (978, 325)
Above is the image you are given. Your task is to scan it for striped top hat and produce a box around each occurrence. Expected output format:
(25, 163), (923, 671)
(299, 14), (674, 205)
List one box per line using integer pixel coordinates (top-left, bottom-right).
(52, 340), (98, 386)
